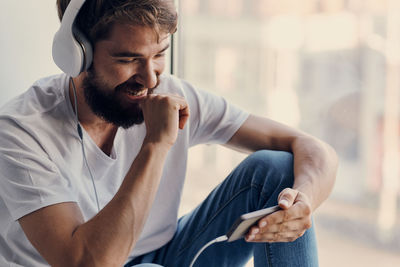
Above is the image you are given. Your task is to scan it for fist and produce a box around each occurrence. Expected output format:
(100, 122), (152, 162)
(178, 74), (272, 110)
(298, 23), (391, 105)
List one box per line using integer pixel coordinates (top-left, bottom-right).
(139, 94), (189, 147)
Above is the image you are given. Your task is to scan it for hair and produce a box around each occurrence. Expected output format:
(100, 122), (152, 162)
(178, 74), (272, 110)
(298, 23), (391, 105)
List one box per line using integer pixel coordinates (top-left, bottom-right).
(56, 0), (178, 43)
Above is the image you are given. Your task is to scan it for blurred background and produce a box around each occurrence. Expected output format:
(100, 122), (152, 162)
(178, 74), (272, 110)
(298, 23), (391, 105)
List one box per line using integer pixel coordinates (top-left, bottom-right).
(1, 0), (399, 266)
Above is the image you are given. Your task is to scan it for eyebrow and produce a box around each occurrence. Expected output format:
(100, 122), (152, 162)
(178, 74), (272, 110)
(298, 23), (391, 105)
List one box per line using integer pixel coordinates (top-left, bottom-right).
(111, 44), (170, 58)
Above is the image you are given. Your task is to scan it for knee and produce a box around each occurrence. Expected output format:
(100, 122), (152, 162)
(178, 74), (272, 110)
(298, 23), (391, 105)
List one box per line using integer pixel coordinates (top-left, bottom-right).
(247, 150), (293, 174)
(244, 150), (294, 187)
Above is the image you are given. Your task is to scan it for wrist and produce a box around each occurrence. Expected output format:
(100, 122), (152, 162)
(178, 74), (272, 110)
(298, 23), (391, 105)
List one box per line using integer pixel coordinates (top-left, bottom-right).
(293, 181), (316, 210)
(142, 138), (172, 155)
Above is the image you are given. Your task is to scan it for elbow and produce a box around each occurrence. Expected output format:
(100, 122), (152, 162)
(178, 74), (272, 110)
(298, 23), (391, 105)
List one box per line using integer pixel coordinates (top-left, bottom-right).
(325, 141), (339, 177)
(299, 135), (339, 184)
(318, 139), (339, 192)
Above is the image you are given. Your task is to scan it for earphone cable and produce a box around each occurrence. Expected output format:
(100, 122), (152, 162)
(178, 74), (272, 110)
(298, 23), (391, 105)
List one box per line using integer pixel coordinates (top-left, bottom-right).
(188, 235), (228, 267)
(70, 77), (101, 212)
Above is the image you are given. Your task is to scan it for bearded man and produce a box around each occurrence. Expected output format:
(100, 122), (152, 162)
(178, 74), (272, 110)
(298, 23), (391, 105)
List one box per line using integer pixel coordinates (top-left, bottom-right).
(0, 1), (337, 266)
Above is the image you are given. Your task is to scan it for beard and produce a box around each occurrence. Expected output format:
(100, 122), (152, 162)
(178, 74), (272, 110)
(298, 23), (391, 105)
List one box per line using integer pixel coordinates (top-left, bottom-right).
(82, 69), (158, 129)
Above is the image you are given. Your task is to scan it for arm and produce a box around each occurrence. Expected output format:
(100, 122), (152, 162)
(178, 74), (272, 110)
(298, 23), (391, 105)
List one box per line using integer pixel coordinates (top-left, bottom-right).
(19, 94), (189, 267)
(225, 114), (338, 242)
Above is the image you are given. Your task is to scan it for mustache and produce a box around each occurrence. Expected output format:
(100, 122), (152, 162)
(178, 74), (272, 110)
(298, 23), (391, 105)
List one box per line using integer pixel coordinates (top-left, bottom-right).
(115, 78), (161, 95)
(115, 81), (145, 92)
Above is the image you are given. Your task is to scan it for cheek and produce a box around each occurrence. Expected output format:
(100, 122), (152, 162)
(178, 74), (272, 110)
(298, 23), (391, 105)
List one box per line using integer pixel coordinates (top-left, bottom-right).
(93, 60), (134, 87)
(109, 65), (136, 81)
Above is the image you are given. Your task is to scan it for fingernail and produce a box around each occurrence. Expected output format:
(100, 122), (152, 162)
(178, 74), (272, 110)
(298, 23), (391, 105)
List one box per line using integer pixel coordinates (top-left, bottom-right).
(252, 228), (259, 234)
(260, 221), (267, 227)
(279, 200), (289, 207)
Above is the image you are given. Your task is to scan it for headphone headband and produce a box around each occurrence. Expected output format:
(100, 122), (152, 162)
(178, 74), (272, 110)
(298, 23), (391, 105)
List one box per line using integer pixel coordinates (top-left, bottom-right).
(60, 0), (86, 31)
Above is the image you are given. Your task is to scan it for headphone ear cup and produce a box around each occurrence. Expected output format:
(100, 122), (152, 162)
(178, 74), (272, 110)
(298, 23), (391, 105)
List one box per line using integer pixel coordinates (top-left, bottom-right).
(72, 25), (93, 72)
(52, 27), (85, 77)
(52, 0), (92, 77)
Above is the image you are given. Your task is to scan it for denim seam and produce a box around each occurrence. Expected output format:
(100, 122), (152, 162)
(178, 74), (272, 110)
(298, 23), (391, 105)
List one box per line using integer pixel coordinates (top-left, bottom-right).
(265, 242), (273, 267)
(177, 183), (263, 257)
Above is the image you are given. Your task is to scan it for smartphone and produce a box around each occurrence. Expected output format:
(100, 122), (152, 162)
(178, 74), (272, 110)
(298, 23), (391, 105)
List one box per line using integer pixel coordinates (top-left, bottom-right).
(225, 205), (281, 242)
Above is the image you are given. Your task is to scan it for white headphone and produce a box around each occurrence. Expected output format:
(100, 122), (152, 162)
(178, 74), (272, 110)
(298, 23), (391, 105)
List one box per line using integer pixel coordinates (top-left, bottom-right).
(53, 0), (100, 211)
(52, 0), (93, 77)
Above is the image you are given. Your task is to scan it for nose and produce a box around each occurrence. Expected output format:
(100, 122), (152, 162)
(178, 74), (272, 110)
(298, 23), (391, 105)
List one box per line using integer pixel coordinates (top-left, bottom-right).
(137, 60), (158, 89)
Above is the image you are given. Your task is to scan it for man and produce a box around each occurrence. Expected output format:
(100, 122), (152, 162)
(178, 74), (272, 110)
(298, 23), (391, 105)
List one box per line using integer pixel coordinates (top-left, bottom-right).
(0, 0), (337, 266)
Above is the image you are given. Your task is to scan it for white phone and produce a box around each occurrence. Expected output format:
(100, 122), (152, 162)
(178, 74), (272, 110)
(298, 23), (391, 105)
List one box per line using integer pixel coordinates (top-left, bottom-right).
(225, 205), (281, 242)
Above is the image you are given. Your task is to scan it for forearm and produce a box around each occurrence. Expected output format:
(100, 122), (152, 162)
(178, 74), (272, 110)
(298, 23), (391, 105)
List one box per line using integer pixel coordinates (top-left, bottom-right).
(291, 135), (338, 211)
(69, 142), (170, 267)
(227, 115), (338, 210)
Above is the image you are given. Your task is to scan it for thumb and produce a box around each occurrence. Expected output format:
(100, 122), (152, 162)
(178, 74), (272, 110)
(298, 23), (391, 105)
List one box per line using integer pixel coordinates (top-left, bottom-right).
(278, 188), (298, 209)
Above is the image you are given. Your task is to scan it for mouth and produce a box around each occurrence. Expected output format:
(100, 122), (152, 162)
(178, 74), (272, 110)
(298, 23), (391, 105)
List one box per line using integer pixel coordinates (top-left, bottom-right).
(123, 88), (148, 101)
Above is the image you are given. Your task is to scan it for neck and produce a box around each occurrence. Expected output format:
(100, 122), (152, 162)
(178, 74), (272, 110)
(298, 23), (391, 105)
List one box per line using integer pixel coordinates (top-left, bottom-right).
(69, 75), (118, 156)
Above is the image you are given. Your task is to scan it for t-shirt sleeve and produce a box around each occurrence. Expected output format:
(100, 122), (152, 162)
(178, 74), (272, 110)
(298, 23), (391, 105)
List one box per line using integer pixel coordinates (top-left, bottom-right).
(0, 119), (76, 221)
(180, 79), (250, 147)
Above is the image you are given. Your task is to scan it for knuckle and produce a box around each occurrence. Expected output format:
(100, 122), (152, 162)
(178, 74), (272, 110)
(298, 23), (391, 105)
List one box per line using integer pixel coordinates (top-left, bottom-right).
(281, 223), (289, 232)
(304, 220), (312, 229)
(274, 232), (280, 240)
(153, 94), (162, 100)
(172, 104), (179, 111)
(162, 96), (171, 103)
(303, 205), (312, 216)
(265, 233), (274, 240)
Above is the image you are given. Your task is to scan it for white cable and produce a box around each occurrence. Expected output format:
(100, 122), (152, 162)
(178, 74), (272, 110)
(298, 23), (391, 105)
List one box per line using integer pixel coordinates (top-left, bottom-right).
(80, 132), (100, 212)
(70, 77), (100, 212)
(189, 235), (228, 267)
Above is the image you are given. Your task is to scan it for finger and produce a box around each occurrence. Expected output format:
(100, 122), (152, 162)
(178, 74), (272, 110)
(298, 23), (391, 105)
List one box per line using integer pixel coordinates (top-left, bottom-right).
(278, 188), (298, 209)
(258, 204), (306, 226)
(139, 94), (188, 112)
(173, 97), (188, 111)
(137, 93), (160, 107)
(178, 106), (190, 129)
(249, 230), (307, 243)
(158, 93), (186, 106)
(259, 217), (312, 234)
(164, 95), (188, 129)
(247, 225), (261, 236)
(258, 208), (294, 226)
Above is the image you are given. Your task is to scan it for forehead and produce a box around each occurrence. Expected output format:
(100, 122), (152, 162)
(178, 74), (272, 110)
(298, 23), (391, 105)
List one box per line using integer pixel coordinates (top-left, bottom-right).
(100, 23), (169, 51)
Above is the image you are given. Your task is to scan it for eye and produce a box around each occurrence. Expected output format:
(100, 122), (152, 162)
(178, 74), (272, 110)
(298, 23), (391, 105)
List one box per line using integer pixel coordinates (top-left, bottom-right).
(117, 60), (130, 64)
(154, 53), (166, 59)
(116, 58), (139, 64)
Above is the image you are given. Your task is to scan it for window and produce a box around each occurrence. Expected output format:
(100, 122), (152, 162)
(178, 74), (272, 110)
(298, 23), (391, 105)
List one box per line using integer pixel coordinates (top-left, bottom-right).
(178, 0), (400, 266)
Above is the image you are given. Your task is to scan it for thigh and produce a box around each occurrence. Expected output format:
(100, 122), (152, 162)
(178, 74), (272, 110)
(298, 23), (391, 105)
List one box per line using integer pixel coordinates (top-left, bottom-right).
(153, 150), (296, 267)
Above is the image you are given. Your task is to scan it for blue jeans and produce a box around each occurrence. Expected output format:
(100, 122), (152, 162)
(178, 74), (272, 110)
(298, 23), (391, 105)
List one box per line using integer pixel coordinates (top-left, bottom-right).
(125, 150), (318, 267)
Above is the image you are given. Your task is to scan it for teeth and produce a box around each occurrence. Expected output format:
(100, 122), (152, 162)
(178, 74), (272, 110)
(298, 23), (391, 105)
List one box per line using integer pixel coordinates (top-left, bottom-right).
(126, 89), (146, 96)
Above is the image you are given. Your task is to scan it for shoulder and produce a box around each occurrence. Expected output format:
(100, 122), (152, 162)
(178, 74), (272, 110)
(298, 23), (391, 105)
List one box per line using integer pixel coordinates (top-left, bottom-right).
(0, 74), (69, 118)
(0, 74), (74, 149)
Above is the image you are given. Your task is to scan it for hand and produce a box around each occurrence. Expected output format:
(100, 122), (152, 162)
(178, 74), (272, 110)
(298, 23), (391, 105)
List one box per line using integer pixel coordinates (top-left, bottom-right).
(139, 94), (189, 147)
(245, 188), (312, 243)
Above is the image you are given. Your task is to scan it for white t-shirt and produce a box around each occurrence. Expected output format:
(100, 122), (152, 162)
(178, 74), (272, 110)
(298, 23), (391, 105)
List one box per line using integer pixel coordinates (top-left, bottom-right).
(0, 73), (249, 267)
